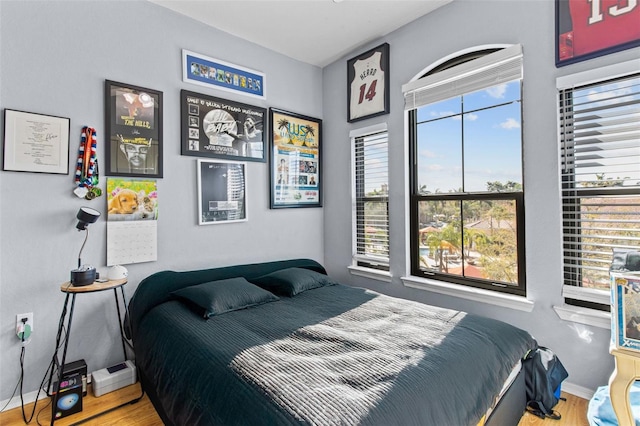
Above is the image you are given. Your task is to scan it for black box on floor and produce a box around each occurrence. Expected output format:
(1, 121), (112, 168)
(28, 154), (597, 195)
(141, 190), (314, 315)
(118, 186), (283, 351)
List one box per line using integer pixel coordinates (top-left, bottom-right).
(52, 359), (88, 397)
(53, 373), (83, 419)
(63, 359), (88, 396)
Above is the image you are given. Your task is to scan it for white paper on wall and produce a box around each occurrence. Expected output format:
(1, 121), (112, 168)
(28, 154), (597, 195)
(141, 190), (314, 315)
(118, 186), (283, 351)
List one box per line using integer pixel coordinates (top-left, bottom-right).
(107, 220), (157, 266)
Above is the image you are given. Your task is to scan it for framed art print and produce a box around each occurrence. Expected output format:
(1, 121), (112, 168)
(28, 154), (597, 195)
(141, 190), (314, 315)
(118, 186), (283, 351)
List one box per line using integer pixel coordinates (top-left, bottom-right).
(2, 109), (70, 174)
(611, 272), (640, 352)
(181, 90), (266, 162)
(347, 43), (390, 123)
(105, 80), (163, 178)
(269, 108), (322, 209)
(183, 49), (266, 100)
(556, 0), (640, 67)
(197, 159), (247, 225)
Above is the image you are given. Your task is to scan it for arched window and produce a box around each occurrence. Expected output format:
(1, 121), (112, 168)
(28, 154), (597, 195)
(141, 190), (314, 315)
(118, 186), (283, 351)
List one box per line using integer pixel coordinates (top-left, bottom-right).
(404, 45), (526, 295)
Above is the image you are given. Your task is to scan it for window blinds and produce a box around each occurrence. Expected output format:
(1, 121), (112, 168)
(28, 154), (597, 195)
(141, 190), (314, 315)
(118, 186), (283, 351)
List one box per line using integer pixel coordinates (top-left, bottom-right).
(559, 72), (640, 288)
(402, 44), (523, 111)
(354, 131), (389, 266)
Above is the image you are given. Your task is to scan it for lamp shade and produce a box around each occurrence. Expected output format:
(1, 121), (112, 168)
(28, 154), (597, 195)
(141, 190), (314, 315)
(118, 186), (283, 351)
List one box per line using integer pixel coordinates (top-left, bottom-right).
(76, 207), (100, 230)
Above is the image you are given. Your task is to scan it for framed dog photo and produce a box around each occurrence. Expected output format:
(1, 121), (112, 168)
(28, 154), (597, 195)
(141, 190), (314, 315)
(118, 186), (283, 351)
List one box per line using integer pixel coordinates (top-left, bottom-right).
(347, 43), (390, 123)
(105, 80), (163, 178)
(197, 159), (247, 225)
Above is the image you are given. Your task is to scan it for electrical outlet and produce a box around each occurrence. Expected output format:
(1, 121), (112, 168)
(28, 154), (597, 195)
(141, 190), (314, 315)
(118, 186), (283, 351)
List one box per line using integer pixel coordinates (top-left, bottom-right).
(16, 312), (34, 341)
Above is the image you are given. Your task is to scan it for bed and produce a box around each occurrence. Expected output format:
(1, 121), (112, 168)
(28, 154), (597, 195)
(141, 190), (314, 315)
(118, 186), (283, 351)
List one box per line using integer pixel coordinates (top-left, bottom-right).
(126, 259), (536, 426)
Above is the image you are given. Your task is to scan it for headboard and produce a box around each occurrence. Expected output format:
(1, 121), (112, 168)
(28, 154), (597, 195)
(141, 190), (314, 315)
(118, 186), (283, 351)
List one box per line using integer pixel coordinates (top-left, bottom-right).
(126, 258), (326, 340)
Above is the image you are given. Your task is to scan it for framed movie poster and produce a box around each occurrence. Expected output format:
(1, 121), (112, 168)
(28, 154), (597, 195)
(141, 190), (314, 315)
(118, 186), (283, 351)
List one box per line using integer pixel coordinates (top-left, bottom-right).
(197, 159), (247, 225)
(105, 80), (163, 178)
(556, 0), (640, 67)
(181, 90), (266, 163)
(347, 43), (390, 123)
(2, 109), (70, 174)
(269, 108), (322, 209)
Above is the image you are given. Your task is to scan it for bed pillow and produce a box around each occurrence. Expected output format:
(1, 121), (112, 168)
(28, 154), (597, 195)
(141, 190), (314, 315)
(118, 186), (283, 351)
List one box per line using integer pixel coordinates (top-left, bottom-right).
(250, 267), (336, 297)
(171, 277), (279, 318)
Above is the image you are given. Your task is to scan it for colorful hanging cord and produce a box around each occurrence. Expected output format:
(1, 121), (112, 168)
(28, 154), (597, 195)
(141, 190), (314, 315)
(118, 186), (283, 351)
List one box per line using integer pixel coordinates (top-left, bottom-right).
(74, 127), (101, 199)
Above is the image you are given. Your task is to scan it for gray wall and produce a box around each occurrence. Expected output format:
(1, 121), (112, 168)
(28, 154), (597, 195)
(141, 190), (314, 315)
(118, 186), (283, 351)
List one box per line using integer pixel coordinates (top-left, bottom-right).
(2, 0), (639, 403)
(322, 0), (640, 394)
(0, 0), (323, 400)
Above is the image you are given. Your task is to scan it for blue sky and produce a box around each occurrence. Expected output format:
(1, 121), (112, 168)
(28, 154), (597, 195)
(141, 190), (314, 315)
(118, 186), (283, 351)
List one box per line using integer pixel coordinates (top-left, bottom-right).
(416, 81), (523, 193)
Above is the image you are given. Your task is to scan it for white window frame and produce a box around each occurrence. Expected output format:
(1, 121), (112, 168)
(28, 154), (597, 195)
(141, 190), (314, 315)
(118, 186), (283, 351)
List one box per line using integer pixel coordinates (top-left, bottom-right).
(349, 123), (391, 282)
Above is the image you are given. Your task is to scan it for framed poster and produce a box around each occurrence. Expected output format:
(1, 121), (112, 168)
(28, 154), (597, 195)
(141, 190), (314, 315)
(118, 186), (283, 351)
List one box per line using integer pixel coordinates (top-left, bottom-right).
(2, 109), (70, 174)
(611, 272), (640, 352)
(556, 0), (640, 67)
(197, 159), (247, 225)
(269, 108), (322, 209)
(105, 80), (163, 178)
(183, 49), (266, 100)
(347, 43), (390, 123)
(181, 90), (266, 162)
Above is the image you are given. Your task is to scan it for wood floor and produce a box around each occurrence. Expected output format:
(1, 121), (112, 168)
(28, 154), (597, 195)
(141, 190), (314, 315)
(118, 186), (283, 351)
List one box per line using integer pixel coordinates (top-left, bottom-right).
(0, 383), (589, 425)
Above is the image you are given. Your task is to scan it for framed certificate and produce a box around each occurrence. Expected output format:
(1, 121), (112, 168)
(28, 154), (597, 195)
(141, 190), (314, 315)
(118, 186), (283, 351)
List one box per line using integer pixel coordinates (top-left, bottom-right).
(556, 0), (640, 67)
(2, 109), (70, 174)
(347, 43), (390, 123)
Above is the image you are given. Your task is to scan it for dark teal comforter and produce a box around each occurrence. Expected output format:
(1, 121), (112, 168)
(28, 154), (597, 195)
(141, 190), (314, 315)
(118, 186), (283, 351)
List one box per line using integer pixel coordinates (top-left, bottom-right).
(133, 276), (536, 426)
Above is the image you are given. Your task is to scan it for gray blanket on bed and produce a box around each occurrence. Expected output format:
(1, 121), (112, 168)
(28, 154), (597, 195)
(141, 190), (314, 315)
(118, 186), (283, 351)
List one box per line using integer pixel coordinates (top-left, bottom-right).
(135, 284), (536, 426)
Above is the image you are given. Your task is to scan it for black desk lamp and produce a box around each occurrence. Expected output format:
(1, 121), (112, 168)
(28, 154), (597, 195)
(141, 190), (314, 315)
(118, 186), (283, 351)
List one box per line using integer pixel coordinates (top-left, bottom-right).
(70, 207), (100, 286)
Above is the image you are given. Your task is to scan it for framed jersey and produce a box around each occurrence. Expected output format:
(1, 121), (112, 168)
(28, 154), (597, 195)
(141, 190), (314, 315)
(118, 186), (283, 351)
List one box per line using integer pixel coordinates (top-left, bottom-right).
(347, 43), (390, 123)
(556, 0), (640, 67)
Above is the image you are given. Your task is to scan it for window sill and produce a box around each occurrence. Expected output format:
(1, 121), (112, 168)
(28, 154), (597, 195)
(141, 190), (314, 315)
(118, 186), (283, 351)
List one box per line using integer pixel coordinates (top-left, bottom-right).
(553, 304), (611, 329)
(400, 275), (534, 312)
(348, 266), (392, 283)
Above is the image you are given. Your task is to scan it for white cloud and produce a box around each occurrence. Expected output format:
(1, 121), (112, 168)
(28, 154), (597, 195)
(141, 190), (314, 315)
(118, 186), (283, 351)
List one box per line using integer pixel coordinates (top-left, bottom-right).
(465, 113), (478, 121)
(428, 164), (444, 171)
(431, 111), (456, 118)
(486, 84), (507, 99)
(419, 149), (437, 158)
(500, 118), (520, 129)
(586, 83), (632, 106)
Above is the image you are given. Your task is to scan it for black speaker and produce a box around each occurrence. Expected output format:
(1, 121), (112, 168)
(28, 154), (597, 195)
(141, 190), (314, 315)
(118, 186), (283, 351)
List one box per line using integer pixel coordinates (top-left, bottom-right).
(54, 373), (83, 419)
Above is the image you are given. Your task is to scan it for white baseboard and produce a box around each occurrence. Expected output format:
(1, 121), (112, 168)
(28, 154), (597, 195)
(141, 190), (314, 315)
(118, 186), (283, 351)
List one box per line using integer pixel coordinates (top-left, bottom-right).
(562, 381), (595, 401)
(0, 388), (49, 413)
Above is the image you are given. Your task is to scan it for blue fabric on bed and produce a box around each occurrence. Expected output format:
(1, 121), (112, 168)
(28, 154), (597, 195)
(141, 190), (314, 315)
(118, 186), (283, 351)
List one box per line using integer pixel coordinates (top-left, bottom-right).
(171, 277), (279, 318)
(250, 267), (336, 296)
(134, 282), (536, 426)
